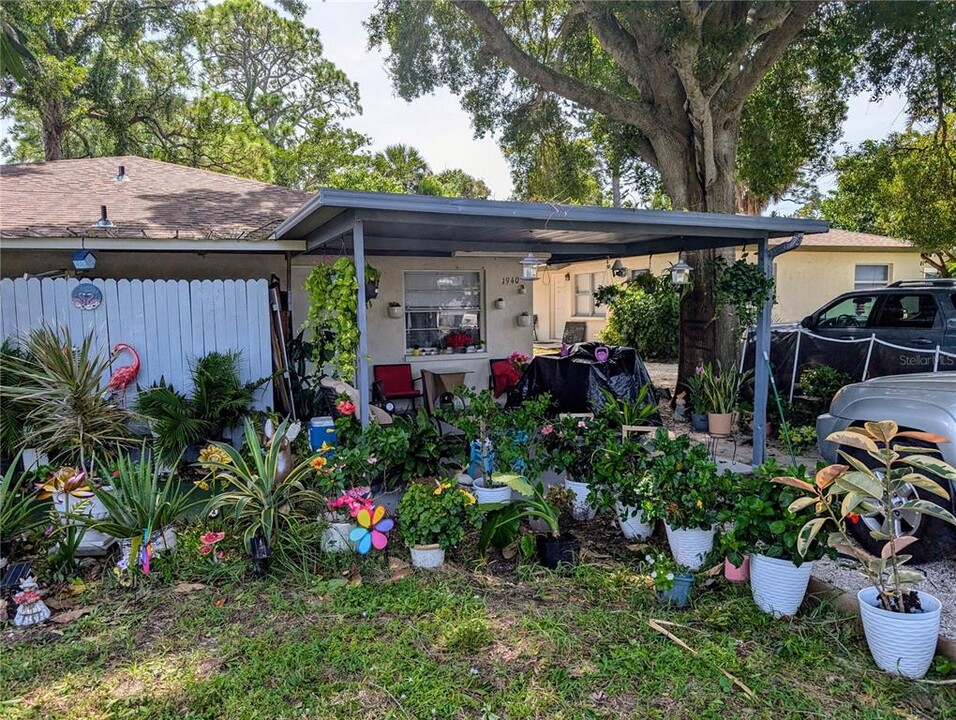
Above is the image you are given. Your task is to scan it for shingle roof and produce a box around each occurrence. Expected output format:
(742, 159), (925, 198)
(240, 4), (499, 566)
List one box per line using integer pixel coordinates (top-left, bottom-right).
(0, 156), (313, 241)
(778, 228), (912, 250)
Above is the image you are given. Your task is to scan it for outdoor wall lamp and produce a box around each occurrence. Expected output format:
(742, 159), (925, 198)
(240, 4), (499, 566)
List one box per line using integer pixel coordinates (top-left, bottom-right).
(670, 254), (693, 286)
(519, 253), (543, 281)
(71, 251), (96, 271)
(611, 259), (628, 278)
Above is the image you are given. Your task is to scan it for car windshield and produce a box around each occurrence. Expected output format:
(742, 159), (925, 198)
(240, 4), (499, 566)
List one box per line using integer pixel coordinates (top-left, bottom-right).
(817, 295), (876, 328)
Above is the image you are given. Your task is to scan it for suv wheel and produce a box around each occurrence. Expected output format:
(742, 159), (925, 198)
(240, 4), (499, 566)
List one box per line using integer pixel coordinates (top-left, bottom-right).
(845, 444), (956, 563)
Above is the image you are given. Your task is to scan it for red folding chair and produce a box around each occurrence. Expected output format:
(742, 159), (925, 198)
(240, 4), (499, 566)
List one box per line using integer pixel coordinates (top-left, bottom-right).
(489, 358), (519, 399)
(373, 364), (422, 412)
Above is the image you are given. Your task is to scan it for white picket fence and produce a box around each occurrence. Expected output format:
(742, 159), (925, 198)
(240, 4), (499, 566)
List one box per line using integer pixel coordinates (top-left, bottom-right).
(0, 277), (273, 408)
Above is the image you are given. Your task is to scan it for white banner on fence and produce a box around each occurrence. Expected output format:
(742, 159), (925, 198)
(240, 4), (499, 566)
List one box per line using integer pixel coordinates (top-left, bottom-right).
(0, 277), (273, 408)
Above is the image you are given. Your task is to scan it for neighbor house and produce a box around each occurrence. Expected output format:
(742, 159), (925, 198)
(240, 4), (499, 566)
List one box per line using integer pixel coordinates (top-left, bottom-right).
(533, 230), (923, 343)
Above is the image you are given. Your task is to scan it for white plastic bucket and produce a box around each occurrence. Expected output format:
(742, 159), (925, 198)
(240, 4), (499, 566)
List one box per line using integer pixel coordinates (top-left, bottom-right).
(664, 523), (715, 570)
(749, 554), (813, 618)
(616, 502), (652, 540)
(564, 478), (596, 521)
(858, 586), (941, 679)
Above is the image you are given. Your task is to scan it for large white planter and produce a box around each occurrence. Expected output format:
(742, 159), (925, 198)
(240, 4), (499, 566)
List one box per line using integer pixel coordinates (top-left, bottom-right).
(616, 502), (652, 540)
(53, 491), (115, 556)
(564, 478), (596, 521)
(858, 586), (941, 679)
(664, 523), (715, 570)
(321, 522), (354, 553)
(749, 554), (813, 618)
(473, 479), (512, 505)
(410, 544), (445, 569)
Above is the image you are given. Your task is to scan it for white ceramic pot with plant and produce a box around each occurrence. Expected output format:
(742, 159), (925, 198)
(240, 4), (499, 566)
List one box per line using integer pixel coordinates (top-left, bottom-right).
(664, 523), (715, 570)
(387, 302), (403, 319)
(397, 481), (481, 571)
(473, 475), (512, 505)
(775, 421), (956, 679)
(564, 477), (596, 521)
(616, 502), (652, 540)
(749, 554), (813, 617)
(321, 522), (354, 552)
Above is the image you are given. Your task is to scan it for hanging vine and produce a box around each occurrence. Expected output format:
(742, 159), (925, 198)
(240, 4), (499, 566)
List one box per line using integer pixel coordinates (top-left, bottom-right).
(303, 258), (379, 380)
(715, 253), (776, 329)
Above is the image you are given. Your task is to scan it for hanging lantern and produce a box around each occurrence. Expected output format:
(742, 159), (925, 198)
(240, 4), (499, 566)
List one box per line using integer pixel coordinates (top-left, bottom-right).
(611, 259), (628, 278)
(519, 253), (543, 281)
(670, 255), (693, 286)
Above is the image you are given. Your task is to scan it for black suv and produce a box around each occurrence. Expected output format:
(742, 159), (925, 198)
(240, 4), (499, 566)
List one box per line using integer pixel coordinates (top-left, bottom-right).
(798, 279), (956, 353)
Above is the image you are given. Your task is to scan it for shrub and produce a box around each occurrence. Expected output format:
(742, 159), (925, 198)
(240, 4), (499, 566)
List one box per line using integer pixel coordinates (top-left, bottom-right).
(597, 275), (680, 360)
(397, 480), (481, 550)
(799, 365), (853, 415)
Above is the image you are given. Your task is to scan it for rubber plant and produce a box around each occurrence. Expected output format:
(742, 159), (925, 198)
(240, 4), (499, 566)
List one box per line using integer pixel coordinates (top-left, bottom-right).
(302, 258), (380, 379)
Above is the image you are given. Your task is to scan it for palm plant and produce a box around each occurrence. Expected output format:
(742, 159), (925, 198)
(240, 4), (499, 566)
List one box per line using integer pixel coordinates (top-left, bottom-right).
(202, 419), (323, 550)
(82, 446), (197, 540)
(1, 326), (131, 465)
(135, 381), (205, 466)
(0, 452), (43, 549)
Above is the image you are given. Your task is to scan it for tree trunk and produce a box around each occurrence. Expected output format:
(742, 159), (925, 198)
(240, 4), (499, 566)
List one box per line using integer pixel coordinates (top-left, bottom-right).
(611, 170), (621, 207)
(40, 98), (68, 161)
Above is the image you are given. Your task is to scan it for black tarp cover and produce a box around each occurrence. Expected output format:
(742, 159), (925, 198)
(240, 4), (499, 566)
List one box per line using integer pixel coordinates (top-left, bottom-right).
(508, 343), (660, 419)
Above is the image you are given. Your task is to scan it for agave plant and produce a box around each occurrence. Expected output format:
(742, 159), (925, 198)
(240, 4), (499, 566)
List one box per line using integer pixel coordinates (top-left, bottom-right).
(774, 421), (956, 613)
(0, 326), (131, 464)
(0, 452), (43, 548)
(82, 446), (197, 541)
(202, 419), (323, 550)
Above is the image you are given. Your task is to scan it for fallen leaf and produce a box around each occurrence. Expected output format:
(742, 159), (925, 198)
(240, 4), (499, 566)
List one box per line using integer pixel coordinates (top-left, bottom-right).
(45, 598), (74, 611)
(173, 582), (206, 594)
(387, 558), (412, 584)
(50, 607), (92, 625)
(214, 598), (225, 608)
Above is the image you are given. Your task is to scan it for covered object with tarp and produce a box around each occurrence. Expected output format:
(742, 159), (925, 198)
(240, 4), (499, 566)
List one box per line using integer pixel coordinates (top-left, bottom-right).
(508, 343), (660, 419)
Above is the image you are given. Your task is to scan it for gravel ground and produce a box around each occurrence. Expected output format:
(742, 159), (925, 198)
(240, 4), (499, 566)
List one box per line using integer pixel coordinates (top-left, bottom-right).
(646, 361), (956, 642)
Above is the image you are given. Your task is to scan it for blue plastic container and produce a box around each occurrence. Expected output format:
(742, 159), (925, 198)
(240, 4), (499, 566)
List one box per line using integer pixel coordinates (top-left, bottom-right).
(309, 416), (337, 451)
(658, 572), (694, 607)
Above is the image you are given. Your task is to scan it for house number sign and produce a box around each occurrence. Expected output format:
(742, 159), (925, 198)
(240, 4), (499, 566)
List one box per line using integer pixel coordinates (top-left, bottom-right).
(501, 276), (523, 285)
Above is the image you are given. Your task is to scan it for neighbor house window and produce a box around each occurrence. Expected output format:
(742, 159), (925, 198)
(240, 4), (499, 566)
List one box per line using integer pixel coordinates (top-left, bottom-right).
(854, 264), (890, 290)
(574, 272), (606, 318)
(404, 271), (482, 352)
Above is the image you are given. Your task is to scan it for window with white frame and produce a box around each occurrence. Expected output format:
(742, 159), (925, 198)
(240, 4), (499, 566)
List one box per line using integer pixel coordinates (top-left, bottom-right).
(404, 271), (482, 351)
(854, 264), (890, 290)
(573, 272), (606, 317)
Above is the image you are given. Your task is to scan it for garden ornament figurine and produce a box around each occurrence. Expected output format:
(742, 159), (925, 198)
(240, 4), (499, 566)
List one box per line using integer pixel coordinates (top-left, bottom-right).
(106, 343), (140, 392)
(264, 418), (301, 486)
(13, 577), (51, 627)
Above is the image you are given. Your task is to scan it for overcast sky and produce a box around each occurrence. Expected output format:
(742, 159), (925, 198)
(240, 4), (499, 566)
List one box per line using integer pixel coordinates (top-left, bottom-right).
(3, 1), (911, 213)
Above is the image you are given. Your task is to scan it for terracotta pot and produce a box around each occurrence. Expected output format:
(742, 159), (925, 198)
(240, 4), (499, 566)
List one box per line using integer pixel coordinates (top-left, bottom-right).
(707, 412), (734, 437)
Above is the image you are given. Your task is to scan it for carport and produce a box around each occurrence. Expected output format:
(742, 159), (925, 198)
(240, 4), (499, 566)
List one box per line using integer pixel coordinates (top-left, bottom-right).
(272, 190), (828, 463)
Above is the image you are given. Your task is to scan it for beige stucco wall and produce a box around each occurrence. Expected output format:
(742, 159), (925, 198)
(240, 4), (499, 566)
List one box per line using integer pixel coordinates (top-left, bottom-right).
(533, 248), (924, 341)
(290, 255), (534, 392)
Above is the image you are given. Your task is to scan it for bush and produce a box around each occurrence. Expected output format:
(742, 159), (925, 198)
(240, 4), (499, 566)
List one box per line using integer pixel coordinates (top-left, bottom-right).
(397, 480), (481, 550)
(597, 275), (679, 360)
(799, 365), (853, 417)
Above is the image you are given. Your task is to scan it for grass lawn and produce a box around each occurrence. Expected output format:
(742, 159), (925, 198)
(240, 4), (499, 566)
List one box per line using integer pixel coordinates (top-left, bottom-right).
(3, 540), (954, 720)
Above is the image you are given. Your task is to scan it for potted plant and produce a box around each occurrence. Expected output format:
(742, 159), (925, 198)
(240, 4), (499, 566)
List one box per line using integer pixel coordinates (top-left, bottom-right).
(397, 479), (481, 569)
(699, 363), (752, 437)
(473, 473), (513, 504)
(492, 474), (580, 569)
(644, 551), (694, 607)
(202, 419), (323, 574)
(322, 488), (372, 552)
(645, 429), (726, 570)
(387, 302), (403, 319)
(776, 421), (956, 679)
(590, 435), (655, 540)
(516, 311), (532, 327)
(682, 363), (709, 432)
(720, 460), (833, 614)
(544, 415), (611, 521)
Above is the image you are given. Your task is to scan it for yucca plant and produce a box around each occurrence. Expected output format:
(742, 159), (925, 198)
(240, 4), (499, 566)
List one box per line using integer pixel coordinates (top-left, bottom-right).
(0, 452), (43, 549)
(82, 446), (198, 540)
(1, 326), (131, 465)
(202, 419), (323, 551)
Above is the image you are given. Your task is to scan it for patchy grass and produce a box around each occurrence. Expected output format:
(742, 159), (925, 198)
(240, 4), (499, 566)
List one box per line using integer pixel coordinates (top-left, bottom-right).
(2, 553), (954, 719)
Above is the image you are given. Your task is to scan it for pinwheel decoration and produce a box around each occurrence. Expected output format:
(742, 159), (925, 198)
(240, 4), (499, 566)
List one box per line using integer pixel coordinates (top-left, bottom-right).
(348, 505), (393, 554)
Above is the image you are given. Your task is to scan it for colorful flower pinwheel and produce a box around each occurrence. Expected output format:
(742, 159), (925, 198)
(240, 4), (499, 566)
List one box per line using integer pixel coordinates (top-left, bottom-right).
(348, 505), (393, 554)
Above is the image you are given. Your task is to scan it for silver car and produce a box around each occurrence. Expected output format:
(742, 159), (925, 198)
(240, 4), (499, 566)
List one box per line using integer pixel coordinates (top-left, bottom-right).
(817, 372), (956, 561)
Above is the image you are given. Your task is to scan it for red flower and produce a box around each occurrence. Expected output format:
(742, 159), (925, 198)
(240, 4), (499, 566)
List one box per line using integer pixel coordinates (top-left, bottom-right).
(848, 513), (860, 524)
(336, 399), (356, 416)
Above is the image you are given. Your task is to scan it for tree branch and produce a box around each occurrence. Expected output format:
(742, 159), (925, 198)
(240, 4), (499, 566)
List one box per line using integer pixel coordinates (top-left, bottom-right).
(451, 0), (655, 134)
(580, 4), (653, 100)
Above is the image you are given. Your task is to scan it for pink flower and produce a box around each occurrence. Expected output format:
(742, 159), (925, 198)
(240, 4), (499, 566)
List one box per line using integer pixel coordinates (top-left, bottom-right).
(541, 424), (554, 436)
(198, 544), (213, 556)
(577, 420), (587, 429)
(695, 364), (704, 375)
(336, 400), (356, 416)
(113, 470), (120, 477)
(367, 456), (378, 465)
(200, 531), (225, 546)
(216, 551), (225, 560)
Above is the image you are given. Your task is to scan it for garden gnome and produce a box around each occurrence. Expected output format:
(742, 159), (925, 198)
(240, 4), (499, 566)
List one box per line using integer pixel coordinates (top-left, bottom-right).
(13, 577), (51, 627)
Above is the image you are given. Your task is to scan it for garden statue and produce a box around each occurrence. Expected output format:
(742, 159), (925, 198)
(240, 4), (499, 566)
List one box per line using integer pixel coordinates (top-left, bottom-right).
(13, 577), (50, 627)
(106, 343), (141, 392)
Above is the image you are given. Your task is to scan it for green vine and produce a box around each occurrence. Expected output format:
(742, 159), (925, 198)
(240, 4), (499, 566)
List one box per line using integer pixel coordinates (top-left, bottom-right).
(302, 258), (379, 380)
(715, 253), (775, 329)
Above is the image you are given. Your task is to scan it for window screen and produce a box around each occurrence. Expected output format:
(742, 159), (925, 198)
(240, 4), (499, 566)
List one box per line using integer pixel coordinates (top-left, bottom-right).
(854, 264), (890, 290)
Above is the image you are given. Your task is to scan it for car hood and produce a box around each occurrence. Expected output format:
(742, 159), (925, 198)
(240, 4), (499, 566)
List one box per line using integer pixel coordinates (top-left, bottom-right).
(850, 372), (956, 393)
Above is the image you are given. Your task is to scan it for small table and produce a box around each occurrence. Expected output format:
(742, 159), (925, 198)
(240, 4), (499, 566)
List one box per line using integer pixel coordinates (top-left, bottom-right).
(421, 369), (474, 411)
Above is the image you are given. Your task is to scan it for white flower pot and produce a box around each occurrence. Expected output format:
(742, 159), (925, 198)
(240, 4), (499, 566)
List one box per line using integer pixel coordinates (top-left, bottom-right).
(857, 586), (941, 679)
(749, 554), (813, 618)
(664, 523), (715, 570)
(387, 305), (403, 319)
(616, 502), (652, 540)
(321, 522), (354, 553)
(564, 478), (596, 521)
(54, 491), (115, 555)
(410, 544), (445, 569)
(152, 526), (177, 553)
(473, 479), (511, 505)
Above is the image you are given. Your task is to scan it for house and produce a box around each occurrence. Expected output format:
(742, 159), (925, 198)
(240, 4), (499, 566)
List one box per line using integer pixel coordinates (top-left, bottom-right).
(533, 229), (922, 343)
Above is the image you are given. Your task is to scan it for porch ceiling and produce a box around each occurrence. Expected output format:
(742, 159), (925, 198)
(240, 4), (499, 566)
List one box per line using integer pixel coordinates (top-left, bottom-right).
(272, 190), (829, 262)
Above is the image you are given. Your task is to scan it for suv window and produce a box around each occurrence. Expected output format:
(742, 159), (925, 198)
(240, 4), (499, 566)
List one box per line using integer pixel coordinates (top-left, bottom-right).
(873, 294), (938, 328)
(817, 295), (877, 328)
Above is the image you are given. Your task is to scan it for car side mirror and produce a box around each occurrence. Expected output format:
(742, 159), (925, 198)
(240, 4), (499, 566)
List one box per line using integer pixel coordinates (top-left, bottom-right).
(800, 316), (813, 329)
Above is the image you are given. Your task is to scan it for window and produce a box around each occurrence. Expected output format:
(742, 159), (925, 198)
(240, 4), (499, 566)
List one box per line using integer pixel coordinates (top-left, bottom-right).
(873, 294), (938, 329)
(404, 271), (482, 351)
(573, 272), (606, 317)
(854, 264), (890, 290)
(816, 295), (877, 329)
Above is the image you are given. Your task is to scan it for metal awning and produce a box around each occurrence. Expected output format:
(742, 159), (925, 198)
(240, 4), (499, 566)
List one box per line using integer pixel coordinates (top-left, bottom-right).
(272, 189), (827, 261)
(273, 188), (830, 465)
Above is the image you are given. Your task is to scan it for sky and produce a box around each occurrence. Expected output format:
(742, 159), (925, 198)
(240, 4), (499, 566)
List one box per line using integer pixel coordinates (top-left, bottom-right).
(2, 0), (911, 212)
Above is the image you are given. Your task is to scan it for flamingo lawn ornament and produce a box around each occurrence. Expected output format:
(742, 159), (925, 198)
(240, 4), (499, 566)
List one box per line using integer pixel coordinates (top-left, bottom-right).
(107, 343), (140, 392)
